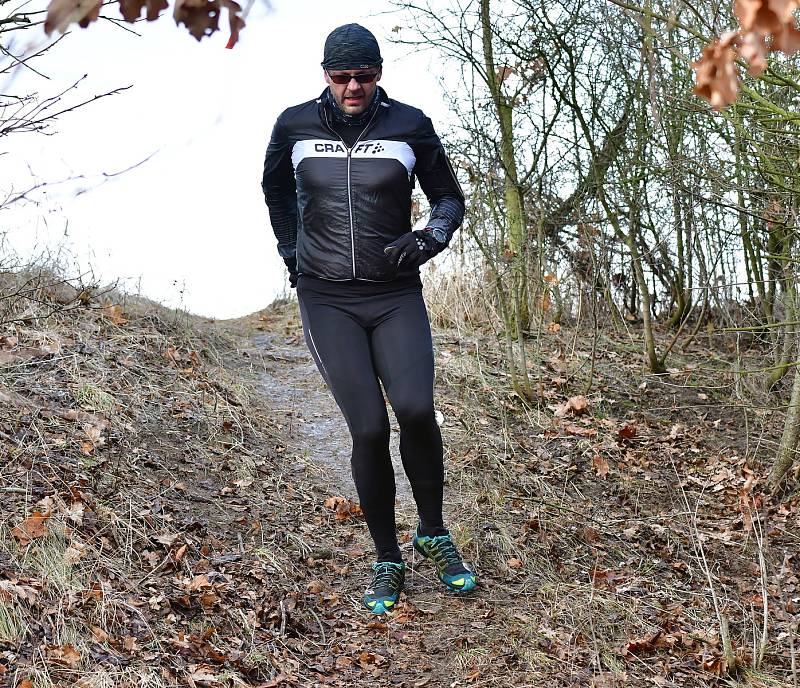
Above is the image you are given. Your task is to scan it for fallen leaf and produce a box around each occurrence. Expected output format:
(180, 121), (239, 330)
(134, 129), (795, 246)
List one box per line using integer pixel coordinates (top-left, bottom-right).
(507, 557), (524, 569)
(187, 664), (218, 683)
(100, 304), (128, 325)
(47, 644), (81, 668)
(11, 511), (50, 545)
(323, 496), (346, 510)
(91, 626), (109, 643)
(592, 454), (610, 478)
(554, 395), (589, 418)
(358, 651), (377, 666)
(187, 574), (212, 591)
(565, 423), (597, 437)
(64, 542), (86, 564)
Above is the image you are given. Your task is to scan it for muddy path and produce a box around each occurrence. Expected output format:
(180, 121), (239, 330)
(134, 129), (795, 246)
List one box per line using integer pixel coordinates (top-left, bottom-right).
(243, 329), (416, 520)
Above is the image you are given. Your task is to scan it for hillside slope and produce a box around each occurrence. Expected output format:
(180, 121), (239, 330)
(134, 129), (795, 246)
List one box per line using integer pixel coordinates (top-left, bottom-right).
(2, 279), (798, 688)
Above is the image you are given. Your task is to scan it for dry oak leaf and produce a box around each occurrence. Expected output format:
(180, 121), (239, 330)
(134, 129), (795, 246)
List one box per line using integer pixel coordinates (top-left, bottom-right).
(64, 542), (87, 565)
(221, 0), (245, 49)
(46, 644), (81, 668)
(307, 580), (324, 594)
(119, 0), (168, 22)
(11, 511), (51, 545)
(187, 664), (219, 684)
(735, 0), (799, 34)
(44, 0), (101, 34)
(739, 31), (769, 75)
(554, 395), (589, 418)
(772, 21), (800, 53)
(565, 423), (597, 438)
(173, 0), (221, 41)
(100, 304), (128, 325)
(592, 454), (610, 478)
(91, 626), (110, 643)
(693, 32), (740, 111)
(187, 574), (212, 591)
(507, 557), (524, 569)
(496, 65), (515, 83)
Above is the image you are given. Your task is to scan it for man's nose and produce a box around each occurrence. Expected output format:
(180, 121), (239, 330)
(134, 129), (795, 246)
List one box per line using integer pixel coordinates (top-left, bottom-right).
(346, 76), (360, 89)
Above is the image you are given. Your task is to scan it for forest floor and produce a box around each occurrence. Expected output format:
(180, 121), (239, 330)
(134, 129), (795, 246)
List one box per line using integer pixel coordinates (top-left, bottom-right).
(2, 280), (799, 688)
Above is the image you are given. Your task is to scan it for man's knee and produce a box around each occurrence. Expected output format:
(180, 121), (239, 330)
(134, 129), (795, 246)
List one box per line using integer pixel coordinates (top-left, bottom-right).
(350, 416), (390, 448)
(393, 399), (435, 430)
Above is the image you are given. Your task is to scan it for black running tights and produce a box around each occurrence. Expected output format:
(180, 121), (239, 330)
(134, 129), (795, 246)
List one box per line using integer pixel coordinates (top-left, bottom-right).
(296, 276), (444, 562)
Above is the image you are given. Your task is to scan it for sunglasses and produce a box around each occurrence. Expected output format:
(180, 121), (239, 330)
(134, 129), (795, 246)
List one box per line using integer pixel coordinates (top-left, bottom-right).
(327, 71), (380, 85)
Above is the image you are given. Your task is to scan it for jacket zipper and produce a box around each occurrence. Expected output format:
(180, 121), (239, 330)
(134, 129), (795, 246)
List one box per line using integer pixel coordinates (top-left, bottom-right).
(322, 101), (381, 279)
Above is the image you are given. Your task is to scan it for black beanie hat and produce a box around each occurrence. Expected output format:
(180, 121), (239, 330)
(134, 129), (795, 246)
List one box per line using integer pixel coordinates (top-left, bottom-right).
(321, 23), (383, 70)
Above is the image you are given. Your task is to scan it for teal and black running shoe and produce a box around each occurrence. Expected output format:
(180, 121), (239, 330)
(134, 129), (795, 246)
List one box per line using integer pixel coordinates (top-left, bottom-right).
(363, 561), (405, 614)
(413, 527), (477, 593)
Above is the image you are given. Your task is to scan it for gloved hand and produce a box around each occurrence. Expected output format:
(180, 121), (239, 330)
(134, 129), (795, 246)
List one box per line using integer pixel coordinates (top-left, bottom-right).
(283, 255), (298, 288)
(383, 230), (440, 269)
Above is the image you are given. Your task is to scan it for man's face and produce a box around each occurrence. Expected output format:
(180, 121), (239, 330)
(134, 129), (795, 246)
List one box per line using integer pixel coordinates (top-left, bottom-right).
(324, 68), (382, 116)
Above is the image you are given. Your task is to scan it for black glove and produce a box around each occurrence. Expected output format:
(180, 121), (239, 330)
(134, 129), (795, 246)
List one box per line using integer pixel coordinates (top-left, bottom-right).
(383, 230), (440, 269)
(282, 255), (298, 288)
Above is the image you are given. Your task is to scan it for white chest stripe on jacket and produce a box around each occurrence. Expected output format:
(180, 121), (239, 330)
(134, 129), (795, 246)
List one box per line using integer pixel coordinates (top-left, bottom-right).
(291, 139), (416, 180)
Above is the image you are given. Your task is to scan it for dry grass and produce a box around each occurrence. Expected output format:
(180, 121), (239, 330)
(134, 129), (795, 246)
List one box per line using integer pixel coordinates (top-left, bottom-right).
(3, 265), (798, 687)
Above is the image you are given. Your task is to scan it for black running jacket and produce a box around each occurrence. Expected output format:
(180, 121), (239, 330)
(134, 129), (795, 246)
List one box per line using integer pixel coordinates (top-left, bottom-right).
(262, 88), (464, 282)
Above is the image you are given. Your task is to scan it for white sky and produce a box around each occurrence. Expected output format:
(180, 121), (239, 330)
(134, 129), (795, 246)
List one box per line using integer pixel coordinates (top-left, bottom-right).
(2, 0), (453, 318)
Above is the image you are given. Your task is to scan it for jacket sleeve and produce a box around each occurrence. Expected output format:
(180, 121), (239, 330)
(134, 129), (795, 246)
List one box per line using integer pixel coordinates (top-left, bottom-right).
(262, 114), (298, 260)
(411, 115), (465, 245)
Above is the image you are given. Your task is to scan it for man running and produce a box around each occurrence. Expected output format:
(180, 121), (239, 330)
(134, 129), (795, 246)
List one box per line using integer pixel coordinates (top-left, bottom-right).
(262, 23), (476, 614)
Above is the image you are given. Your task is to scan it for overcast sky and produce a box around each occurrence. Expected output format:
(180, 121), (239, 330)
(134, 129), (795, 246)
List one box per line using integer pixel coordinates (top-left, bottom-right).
(3, 0), (454, 318)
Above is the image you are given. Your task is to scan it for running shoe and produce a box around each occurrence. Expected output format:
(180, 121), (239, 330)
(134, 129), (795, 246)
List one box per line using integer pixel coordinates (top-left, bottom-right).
(363, 561), (405, 614)
(413, 527), (477, 593)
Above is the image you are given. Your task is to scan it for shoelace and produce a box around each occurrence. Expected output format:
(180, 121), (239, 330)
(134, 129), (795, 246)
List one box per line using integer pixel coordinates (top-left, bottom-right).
(372, 563), (403, 591)
(427, 535), (464, 572)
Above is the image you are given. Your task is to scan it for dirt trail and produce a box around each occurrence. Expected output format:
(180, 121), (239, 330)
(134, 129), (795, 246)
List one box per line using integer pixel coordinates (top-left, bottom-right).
(245, 329), (416, 516)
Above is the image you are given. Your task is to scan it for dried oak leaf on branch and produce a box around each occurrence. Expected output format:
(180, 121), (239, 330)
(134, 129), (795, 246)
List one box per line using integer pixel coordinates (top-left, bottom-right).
(44, 0), (102, 34)
(45, 0), (245, 47)
(173, 0), (220, 40)
(119, 0), (168, 22)
(695, 0), (800, 108)
(736, 0), (800, 53)
(173, 0), (243, 45)
(736, 0), (797, 33)
(693, 32), (740, 111)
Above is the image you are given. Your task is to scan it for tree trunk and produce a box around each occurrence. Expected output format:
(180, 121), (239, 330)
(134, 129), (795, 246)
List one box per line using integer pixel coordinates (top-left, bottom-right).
(480, 0), (529, 333)
(769, 329), (800, 490)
